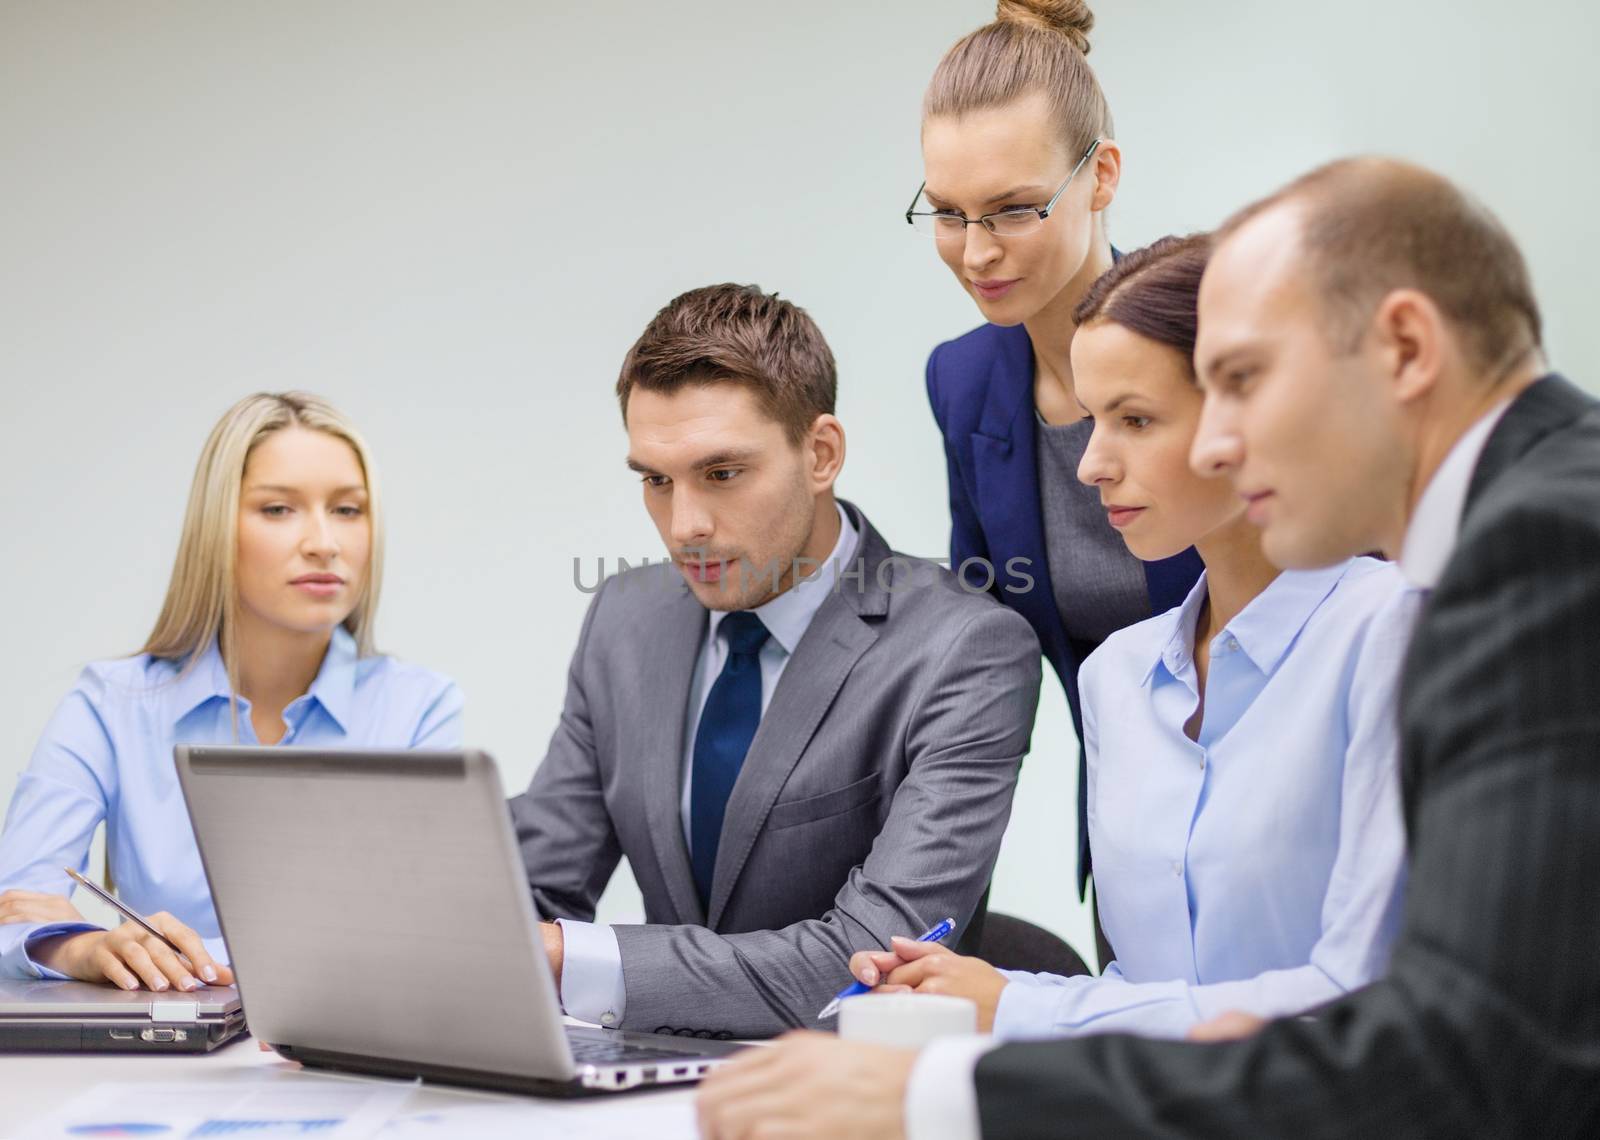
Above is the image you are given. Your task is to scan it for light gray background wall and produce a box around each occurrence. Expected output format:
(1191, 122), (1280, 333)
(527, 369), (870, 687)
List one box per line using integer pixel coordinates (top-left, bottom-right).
(3, 1), (1596, 957)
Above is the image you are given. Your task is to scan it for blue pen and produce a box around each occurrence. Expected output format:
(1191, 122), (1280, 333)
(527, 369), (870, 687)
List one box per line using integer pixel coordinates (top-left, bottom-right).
(817, 917), (956, 1020)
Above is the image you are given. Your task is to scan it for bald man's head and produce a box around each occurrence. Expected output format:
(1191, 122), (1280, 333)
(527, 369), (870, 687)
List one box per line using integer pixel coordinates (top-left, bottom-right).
(1217, 157), (1541, 377)
(1189, 158), (1547, 570)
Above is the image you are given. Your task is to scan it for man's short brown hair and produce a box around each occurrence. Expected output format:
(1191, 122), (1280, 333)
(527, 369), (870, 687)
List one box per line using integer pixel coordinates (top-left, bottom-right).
(616, 283), (837, 444)
(1217, 157), (1542, 378)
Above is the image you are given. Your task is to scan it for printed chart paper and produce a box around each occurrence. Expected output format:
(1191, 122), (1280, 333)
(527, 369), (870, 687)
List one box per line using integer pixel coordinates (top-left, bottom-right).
(18, 1079), (412, 1139)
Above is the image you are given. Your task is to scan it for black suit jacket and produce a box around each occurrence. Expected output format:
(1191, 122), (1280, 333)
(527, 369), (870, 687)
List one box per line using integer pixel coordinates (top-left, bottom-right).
(973, 375), (1600, 1138)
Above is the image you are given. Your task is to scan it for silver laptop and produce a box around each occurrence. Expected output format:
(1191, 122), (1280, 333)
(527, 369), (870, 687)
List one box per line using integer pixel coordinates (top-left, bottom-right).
(174, 745), (742, 1095)
(0, 977), (245, 1053)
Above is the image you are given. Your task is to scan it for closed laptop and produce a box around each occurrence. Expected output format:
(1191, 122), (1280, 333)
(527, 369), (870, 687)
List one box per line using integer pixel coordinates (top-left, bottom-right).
(0, 976), (245, 1053)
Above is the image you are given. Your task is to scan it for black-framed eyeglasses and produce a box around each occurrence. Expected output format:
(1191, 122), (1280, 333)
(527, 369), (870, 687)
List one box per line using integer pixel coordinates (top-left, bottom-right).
(904, 138), (1103, 241)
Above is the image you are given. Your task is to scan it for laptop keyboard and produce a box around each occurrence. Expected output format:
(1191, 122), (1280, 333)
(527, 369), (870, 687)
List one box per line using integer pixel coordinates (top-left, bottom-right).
(568, 1037), (698, 1065)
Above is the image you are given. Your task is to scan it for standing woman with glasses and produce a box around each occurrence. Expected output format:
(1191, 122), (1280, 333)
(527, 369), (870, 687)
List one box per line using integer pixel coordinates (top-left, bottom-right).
(911, 1), (1202, 945)
(0, 392), (463, 992)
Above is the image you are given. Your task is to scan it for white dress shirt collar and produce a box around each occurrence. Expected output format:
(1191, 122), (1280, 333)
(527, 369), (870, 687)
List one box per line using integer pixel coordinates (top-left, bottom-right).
(1399, 400), (1514, 588)
(706, 502), (859, 654)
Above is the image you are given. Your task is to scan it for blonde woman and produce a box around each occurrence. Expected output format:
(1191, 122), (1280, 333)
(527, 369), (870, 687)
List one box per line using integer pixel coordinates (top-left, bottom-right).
(0, 393), (461, 991)
(913, 1), (1202, 917)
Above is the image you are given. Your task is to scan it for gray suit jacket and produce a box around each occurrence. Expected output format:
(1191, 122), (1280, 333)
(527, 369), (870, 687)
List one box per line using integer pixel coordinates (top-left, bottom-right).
(972, 375), (1600, 1137)
(509, 501), (1042, 1039)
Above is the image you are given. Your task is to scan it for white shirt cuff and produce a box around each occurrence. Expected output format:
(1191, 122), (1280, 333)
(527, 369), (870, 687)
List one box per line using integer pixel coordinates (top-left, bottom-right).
(904, 1035), (998, 1140)
(556, 919), (626, 1028)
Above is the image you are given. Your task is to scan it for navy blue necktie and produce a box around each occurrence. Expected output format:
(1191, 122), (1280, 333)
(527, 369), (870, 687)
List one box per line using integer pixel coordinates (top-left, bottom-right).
(690, 611), (770, 908)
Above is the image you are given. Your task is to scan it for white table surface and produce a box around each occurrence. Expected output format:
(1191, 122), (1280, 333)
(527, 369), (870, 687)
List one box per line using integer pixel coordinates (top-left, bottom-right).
(0, 1028), (706, 1139)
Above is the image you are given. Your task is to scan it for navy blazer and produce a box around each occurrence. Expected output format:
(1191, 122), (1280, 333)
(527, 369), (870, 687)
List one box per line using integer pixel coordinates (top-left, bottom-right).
(926, 320), (1204, 895)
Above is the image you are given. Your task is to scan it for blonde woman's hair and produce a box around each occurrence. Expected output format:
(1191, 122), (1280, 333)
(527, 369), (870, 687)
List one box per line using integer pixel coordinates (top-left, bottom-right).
(140, 392), (385, 682)
(925, 1), (1113, 156)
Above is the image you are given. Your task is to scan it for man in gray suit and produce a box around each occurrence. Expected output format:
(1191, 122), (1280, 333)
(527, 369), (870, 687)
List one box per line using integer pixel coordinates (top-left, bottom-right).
(509, 283), (1041, 1040)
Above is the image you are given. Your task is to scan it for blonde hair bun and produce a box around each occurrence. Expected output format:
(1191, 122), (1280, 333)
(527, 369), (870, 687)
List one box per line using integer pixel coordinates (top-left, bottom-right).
(996, 0), (1094, 53)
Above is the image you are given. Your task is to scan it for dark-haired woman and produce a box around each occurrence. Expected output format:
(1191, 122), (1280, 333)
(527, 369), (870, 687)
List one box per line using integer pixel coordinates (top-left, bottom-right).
(912, 2), (1202, 912)
(854, 236), (1412, 1038)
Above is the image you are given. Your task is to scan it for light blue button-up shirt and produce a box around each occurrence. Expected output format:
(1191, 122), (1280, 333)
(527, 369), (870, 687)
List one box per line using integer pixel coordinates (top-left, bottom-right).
(0, 626), (462, 978)
(993, 557), (1415, 1039)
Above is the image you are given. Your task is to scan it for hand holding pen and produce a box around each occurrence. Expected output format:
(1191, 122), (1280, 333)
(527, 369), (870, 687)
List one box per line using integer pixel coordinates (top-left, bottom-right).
(818, 918), (955, 1019)
(840, 917), (1012, 1033)
(26, 868), (236, 993)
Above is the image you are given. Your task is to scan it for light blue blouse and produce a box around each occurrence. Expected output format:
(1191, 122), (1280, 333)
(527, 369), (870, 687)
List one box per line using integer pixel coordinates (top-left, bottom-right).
(994, 558), (1416, 1039)
(0, 627), (462, 978)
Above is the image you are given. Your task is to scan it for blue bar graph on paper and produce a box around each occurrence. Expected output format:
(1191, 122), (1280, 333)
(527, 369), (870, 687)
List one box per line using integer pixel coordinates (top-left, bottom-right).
(188, 1121), (343, 1137)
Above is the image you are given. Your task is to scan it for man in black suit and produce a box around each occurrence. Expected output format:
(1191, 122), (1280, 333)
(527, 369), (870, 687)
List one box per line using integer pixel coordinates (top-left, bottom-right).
(696, 157), (1600, 1139)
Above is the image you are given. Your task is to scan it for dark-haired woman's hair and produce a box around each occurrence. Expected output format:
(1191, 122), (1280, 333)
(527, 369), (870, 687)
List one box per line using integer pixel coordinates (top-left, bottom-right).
(1073, 234), (1212, 373)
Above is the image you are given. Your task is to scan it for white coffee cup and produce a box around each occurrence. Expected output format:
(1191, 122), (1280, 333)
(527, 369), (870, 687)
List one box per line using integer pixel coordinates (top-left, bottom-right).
(836, 993), (978, 1048)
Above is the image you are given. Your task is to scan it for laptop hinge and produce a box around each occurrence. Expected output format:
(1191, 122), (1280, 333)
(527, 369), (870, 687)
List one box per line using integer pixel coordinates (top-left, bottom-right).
(150, 1001), (201, 1024)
